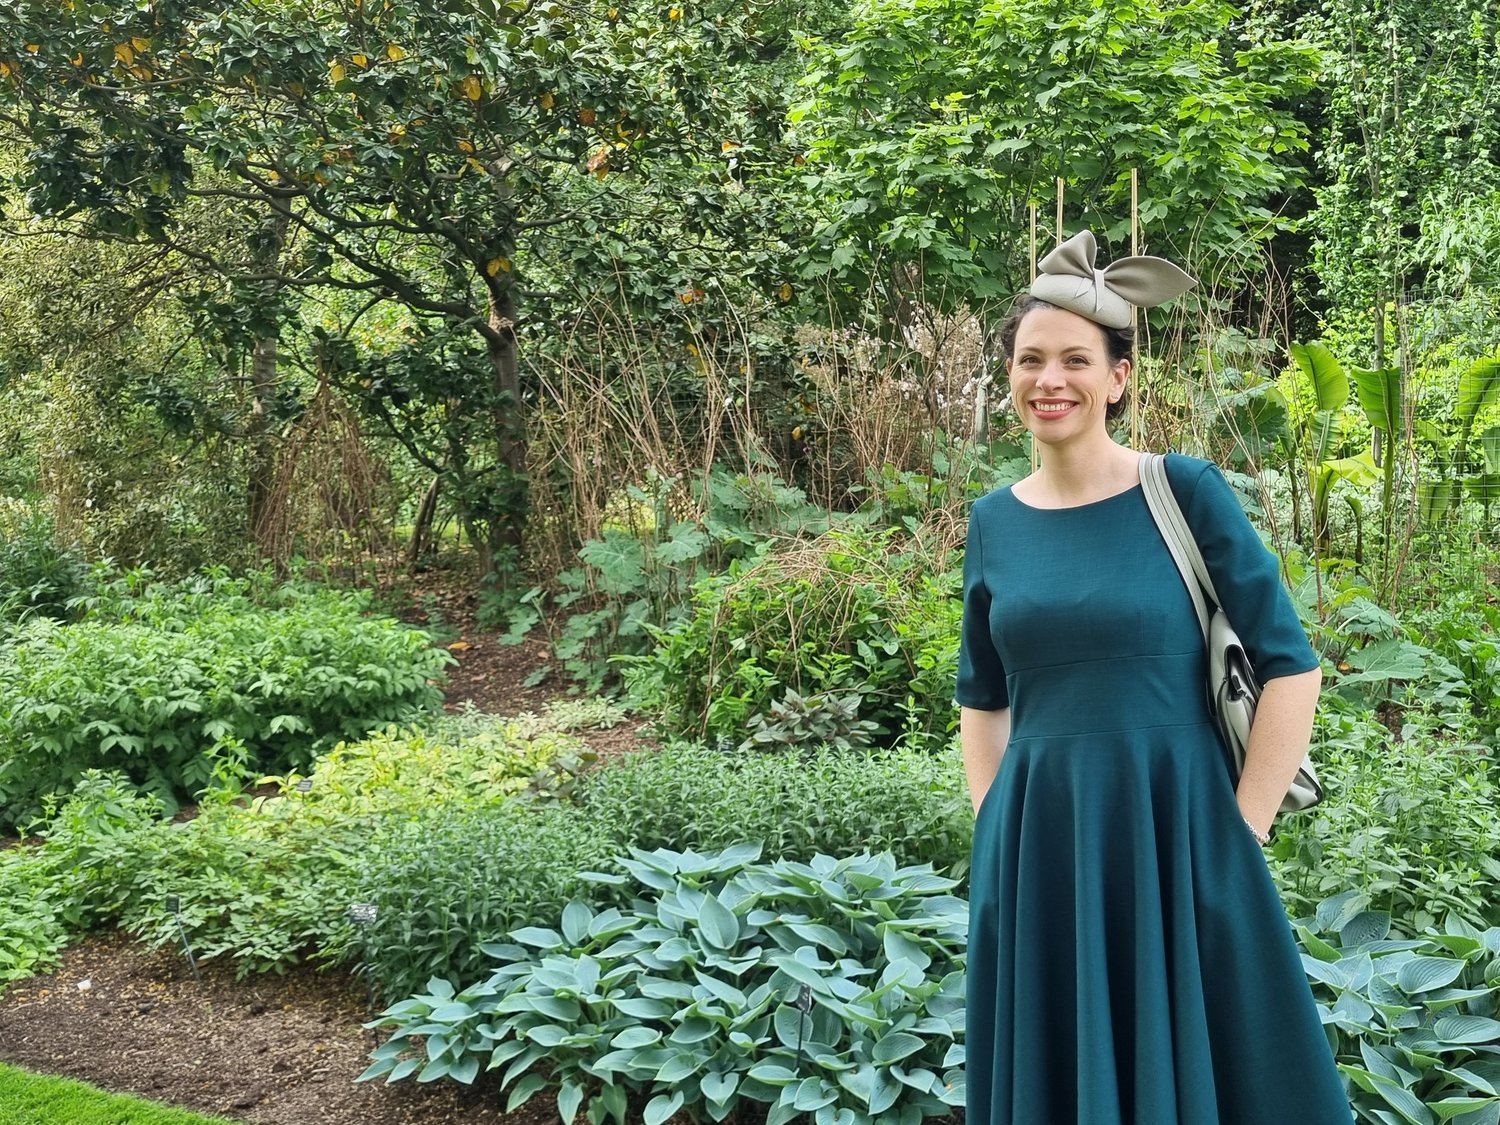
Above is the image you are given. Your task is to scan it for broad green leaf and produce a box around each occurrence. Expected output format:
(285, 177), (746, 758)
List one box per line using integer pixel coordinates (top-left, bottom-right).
(1434, 1015), (1500, 1045)
(1396, 956), (1467, 995)
(558, 1080), (585, 1125)
(699, 893), (740, 949)
(702, 1071), (740, 1105)
(506, 1072), (547, 1111)
(1457, 357), (1500, 426)
(871, 1031), (925, 1064)
(644, 1091), (685, 1125)
(1290, 342), (1350, 412)
(1351, 365), (1402, 434)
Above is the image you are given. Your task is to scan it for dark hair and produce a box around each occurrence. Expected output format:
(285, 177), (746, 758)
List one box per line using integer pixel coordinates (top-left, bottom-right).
(998, 295), (1134, 420)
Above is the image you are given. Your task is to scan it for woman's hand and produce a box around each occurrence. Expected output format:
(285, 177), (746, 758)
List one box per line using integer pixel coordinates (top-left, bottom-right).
(1236, 666), (1323, 841)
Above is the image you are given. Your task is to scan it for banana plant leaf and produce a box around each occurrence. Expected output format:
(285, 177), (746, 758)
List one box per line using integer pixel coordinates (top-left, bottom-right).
(1350, 365), (1401, 435)
(1290, 342), (1351, 413)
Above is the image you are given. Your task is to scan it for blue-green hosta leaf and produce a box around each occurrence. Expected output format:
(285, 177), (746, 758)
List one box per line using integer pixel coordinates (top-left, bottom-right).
(1397, 957), (1467, 995)
(1302, 952), (1352, 988)
(657, 1052), (701, 1084)
(1373, 1076), (1437, 1125)
(524, 1024), (570, 1047)
(699, 893), (741, 950)
(1343, 911), (1394, 946)
(644, 1091), (685, 1125)
(871, 1031), (925, 1065)
(557, 1080), (585, 1125)
(747, 1062), (800, 1086)
(612, 996), (675, 1020)
(786, 922), (851, 954)
(428, 1001), (477, 1023)
(891, 1064), (938, 1093)
(587, 909), (640, 942)
(793, 1076), (841, 1111)
(562, 901), (594, 946)
(669, 1017), (716, 1045)
(869, 1067), (902, 1115)
(773, 1004), (814, 1049)
(1314, 890), (1369, 933)
(595, 1082), (630, 1125)
(612, 1026), (664, 1049)
(883, 929), (932, 972)
(1434, 1015), (1500, 1045)
(694, 969), (748, 1009)
(510, 927), (565, 949)
(506, 1072), (547, 1111)
(701, 1070), (741, 1105)
(639, 978), (696, 1002)
(1297, 926), (1344, 966)
(1430, 1099), (1500, 1122)
(1443, 1065), (1499, 1096)
(938, 1069), (966, 1107)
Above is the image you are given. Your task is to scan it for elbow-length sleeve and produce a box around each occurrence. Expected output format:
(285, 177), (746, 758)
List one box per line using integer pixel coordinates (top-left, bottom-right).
(1168, 455), (1320, 681)
(954, 502), (1010, 709)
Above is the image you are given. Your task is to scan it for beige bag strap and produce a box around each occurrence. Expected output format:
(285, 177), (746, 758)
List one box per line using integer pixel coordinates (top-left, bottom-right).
(1138, 453), (1213, 643)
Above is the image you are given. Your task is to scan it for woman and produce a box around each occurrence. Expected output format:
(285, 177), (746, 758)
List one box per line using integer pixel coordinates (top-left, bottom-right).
(956, 231), (1350, 1124)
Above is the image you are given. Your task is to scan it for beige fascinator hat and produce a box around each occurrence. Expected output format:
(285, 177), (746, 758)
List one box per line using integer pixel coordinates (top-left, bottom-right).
(1029, 230), (1197, 329)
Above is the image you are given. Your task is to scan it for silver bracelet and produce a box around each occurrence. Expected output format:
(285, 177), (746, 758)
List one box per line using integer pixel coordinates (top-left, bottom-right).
(1243, 816), (1270, 847)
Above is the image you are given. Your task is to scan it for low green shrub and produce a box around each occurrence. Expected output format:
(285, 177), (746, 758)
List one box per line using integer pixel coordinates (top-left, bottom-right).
(1297, 891), (1500, 1124)
(342, 801), (627, 1002)
(362, 846), (967, 1125)
(1270, 699), (1500, 929)
(620, 524), (961, 752)
(0, 771), (162, 993)
(0, 856), (65, 991)
(577, 742), (973, 875)
(0, 502), (89, 625)
(0, 579), (451, 829)
(345, 742), (972, 1002)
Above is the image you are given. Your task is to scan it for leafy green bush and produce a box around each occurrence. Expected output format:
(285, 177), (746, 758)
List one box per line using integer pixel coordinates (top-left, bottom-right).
(0, 771), (163, 993)
(0, 581), (451, 829)
(343, 801), (627, 1001)
(1270, 699), (1500, 929)
(578, 742), (973, 874)
(621, 525), (961, 751)
(1296, 891), (1500, 1124)
(345, 742), (971, 1001)
(362, 846), (967, 1125)
(0, 501), (89, 625)
(37, 718), (599, 978)
(739, 689), (881, 753)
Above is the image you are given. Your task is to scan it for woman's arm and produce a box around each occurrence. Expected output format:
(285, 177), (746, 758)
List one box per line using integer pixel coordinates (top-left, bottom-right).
(961, 706), (1012, 814)
(1236, 666), (1322, 839)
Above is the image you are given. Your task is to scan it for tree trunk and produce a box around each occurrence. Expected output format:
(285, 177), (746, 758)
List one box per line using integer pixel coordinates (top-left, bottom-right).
(483, 284), (528, 586)
(247, 210), (290, 559)
(248, 333), (278, 554)
(406, 473), (442, 567)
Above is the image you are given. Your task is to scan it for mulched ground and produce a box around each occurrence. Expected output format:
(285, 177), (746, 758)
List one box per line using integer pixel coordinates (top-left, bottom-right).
(0, 576), (648, 1124)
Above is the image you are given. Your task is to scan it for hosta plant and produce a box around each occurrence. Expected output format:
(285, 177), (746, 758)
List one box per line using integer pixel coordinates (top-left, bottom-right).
(361, 845), (968, 1125)
(1297, 891), (1500, 1124)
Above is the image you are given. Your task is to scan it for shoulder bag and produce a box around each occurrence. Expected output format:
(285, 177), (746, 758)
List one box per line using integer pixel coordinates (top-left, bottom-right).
(1138, 453), (1323, 813)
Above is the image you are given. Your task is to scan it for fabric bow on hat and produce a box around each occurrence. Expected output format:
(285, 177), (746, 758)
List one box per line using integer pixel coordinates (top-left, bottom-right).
(1029, 230), (1196, 329)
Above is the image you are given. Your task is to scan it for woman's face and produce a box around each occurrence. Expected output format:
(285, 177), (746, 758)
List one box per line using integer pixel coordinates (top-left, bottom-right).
(1006, 305), (1130, 447)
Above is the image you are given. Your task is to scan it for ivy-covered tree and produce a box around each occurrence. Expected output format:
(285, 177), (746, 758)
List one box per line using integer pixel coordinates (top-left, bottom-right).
(0, 0), (807, 580)
(788, 0), (1319, 318)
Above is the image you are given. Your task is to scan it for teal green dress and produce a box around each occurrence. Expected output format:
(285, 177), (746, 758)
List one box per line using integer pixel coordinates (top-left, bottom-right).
(955, 454), (1350, 1125)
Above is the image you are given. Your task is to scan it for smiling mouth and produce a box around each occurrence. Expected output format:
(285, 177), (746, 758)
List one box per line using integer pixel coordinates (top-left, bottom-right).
(1031, 402), (1075, 414)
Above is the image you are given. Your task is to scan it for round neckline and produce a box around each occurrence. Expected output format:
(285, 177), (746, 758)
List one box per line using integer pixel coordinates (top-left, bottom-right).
(1006, 481), (1142, 512)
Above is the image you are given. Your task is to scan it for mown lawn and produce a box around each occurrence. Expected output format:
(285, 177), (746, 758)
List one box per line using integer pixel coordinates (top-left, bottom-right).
(0, 1062), (238, 1125)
